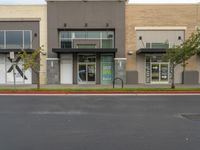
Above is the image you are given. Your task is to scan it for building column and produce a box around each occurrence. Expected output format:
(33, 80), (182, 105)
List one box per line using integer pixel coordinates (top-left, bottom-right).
(47, 58), (60, 84)
(73, 53), (78, 84)
(114, 58), (127, 84)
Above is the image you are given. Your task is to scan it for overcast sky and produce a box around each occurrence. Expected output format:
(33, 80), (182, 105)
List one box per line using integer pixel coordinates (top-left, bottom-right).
(0, 0), (200, 4)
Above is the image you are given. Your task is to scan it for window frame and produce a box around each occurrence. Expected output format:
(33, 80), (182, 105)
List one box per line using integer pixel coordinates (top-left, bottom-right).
(59, 30), (115, 49)
(0, 30), (32, 49)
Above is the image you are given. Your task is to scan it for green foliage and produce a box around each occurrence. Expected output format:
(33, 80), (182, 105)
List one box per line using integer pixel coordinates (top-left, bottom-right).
(18, 46), (44, 89)
(18, 47), (43, 72)
(163, 29), (200, 88)
(164, 29), (200, 67)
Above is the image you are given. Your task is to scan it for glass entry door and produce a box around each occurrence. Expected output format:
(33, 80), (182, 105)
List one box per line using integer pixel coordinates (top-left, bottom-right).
(151, 63), (169, 83)
(78, 54), (96, 84)
(87, 64), (95, 82)
(151, 64), (160, 83)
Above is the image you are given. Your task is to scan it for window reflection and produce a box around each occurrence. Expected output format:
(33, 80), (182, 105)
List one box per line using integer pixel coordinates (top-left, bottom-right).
(0, 31), (4, 49)
(0, 30), (32, 49)
(60, 31), (114, 49)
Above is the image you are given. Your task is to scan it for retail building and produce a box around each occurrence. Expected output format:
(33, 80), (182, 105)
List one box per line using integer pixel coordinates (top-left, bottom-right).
(1, 1), (200, 85)
(0, 5), (47, 85)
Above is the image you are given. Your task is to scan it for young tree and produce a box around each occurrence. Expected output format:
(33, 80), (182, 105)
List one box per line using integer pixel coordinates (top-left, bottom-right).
(18, 46), (43, 89)
(164, 29), (200, 89)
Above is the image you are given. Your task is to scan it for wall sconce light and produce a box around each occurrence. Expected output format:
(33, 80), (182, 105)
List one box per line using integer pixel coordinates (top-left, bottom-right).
(128, 50), (134, 55)
(84, 23), (88, 27)
(106, 23), (109, 27)
(34, 33), (37, 37)
(64, 23), (67, 28)
(178, 36), (182, 41)
(139, 36), (142, 40)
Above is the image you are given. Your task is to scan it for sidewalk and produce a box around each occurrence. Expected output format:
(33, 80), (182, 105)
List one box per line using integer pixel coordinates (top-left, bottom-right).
(1, 84), (200, 89)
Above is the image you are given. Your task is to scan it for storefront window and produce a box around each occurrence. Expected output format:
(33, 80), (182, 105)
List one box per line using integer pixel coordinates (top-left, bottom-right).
(6, 31), (23, 49)
(60, 31), (114, 49)
(61, 39), (72, 48)
(102, 39), (113, 48)
(0, 30), (32, 49)
(77, 44), (96, 49)
(0, 31), (4, 49)
(101, 55), (114, 85)
(145, 55), (170, 84)
(146, 43), (169, 49)
(24, 31), (31, 49)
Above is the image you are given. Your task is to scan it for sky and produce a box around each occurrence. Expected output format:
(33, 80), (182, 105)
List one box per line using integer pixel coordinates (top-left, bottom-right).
(0, 0), (200, 4)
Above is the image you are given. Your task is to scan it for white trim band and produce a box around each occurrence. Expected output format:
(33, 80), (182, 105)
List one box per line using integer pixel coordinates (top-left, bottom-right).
(114, 58), (127, 61)
(135, 26), (187, 30)
(46, 58), (60, 60)
(0, 18), (41, 21)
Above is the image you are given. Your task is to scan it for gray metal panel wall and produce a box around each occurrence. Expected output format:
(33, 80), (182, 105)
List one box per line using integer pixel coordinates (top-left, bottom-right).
(47, 1), (125, 58)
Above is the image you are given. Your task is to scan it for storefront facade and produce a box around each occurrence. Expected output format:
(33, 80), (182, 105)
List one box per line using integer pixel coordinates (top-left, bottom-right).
(126, 4), (200, 84)
(0, 21), (40, 84)
(1, 3), (200, 85)
(0, 5), (47, 85)
(46, 0), (126, 85)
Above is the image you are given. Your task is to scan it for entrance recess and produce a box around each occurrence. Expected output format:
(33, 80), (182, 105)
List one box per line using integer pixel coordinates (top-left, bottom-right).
(151, 63), (169, 83)
(78, 54), (96, 84)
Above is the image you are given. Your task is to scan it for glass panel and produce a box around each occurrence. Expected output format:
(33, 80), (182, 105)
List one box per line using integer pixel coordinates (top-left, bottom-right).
(102, 31), (114, 39)
(101, 55), (113, 85)
(78, 64), (86, 82)
(87, 31), (100, 38)
(78, 55), (87, 63)
(78, 55), (96, 63)
(87, 55), (96, 62)
(146, 56), (151, 62)
(60, 32), (71, 39)
(77, 44), (96, 48)
(59, 31), (114, 49)
(102, 39), (113, 48)
(87, 64), (95, 82)
(146, 62), (151, 83)
(6, 31), (23, 49)
(151, 55), (162, 62)
(0, 31), (4, 48)
(146, 43), (151, 48)
(61, 40), (72, 48)
(101, 55), (113, 62)
(74, 31), (86, 39)
(24, 31), (31, 49)
(152, 43), (169, 49)
(151, 64), (159, 82)
(160, 64), (169, 82)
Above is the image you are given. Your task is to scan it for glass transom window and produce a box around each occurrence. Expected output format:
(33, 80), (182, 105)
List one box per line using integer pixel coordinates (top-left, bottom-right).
(0, 30), (32, 49)
(60, 31), (114, 49)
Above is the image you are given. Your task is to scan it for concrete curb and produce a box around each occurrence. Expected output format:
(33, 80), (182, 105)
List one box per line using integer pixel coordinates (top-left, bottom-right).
(0, 91), (200, 95)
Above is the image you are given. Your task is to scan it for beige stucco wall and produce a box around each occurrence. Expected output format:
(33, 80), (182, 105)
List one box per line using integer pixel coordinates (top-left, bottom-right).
(0, 5), (47, 84)
(126, 4), (200, 83)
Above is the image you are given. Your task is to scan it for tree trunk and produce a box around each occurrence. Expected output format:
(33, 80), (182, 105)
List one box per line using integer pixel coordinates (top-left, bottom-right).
(36, 71), (40, 90)
(171, 63), (175, 89)
(182, 60), (186, 84)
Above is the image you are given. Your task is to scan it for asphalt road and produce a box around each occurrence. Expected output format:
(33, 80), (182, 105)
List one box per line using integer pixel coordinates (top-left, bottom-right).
(0, 95), (200, 150)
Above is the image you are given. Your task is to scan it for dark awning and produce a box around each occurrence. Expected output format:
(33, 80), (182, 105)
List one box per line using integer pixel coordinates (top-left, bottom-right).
(52, 48), (117, 53)
(0, 49), (34, 54)
(136, 48), (167, 54)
